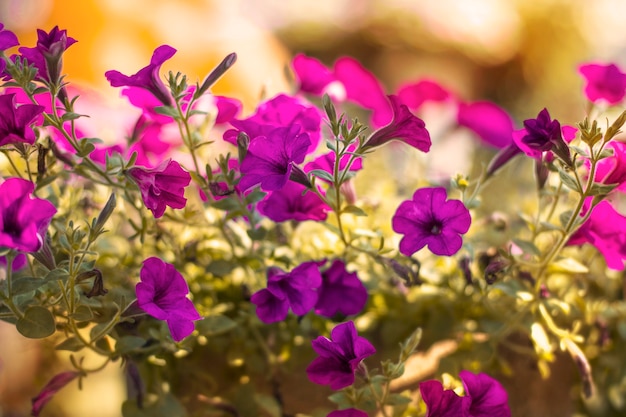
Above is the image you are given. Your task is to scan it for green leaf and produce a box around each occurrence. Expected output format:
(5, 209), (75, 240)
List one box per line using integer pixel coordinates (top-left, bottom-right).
(386, 393), (412, 406)
(342, 205), (367, 217)
(61, 112), (87, 122)
(247, 227), (266, 241)
(16, 306), (55, 338)
(587, 182), (618, 196)
(71, 305), (94, 322)
(511, 238), (541, 257)
(254, 394), (281, 417)
(328, 391), (354, 409)
(56, 337), (86, 352)
(558, 169), (580, 192)
(115, 336), (146, 354)
(211, 197), (240, 211)
(309, 169), (335, 183)
(547, 257), (589, 274)
(11, 277), (46, 295)
(245, 189), (267, 205)
(153, 105), (179, 118)
(196, 315), (237, 336)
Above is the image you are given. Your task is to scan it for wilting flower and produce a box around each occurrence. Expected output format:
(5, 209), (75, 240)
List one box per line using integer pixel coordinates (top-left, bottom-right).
(513, 108), (571, 165)
(392, 187), (471, 257)
(314, 260), (368, 318)
(250, 262), (322, 323)
(127, 159), (191, 218)
(327, 409), (368, 417)
(136, 257), (201, 341)
(257, 181), (329, 222)
(578, 63), (626, 105)
(31, 371), (80, 416)
(106, 45), (176, 106)
(19, 26), (76, 84)
(306, 321), (376, 390)
(238, 125), (311, 191)
(0, 93), (45, 147)
(457, 101), (514, 148)
(420, 371), (511, 417)
(0, 178), (56, 252)
(363, 95), (431, 152)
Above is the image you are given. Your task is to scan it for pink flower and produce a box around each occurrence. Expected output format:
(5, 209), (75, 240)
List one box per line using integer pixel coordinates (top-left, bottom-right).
(257, 181), (329, 222)
(127, 159), (191, 218)
(578, 63), (626, 105)
(594, 141), (626, 190)
(457, 101), (514, 148)
(18, 26), (76, 84)
(31, 371), (79, 416)
(397, 79), (452, 111)
(0, 93), (45, 147)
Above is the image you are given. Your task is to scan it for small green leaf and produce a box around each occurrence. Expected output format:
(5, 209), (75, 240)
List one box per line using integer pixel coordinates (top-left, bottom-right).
(16, 306), (55, 339)
(558, 169), (580, 192)
(56, 337), (86, 352)
(115, 336), (146, 354)
(197, 315), (237, 336)
(245, 189), (267, 205)
(511, 238), (541, 257)
(386, 393), (412, 406)
(548, 257), (589, 274)
(587, 182), (618, 196)
(153, 105), (179, 118)
(71, 305), (93, 322)
(309, 169), (335, 183)
(11, 277), (46, 295)
(342, 205), (367, 217)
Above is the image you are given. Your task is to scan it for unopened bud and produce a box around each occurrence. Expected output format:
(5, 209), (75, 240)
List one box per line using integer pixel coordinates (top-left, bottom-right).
(605, 110), (626, 142)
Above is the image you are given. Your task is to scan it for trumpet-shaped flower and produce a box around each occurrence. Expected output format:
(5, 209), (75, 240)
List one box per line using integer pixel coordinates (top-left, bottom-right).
(19, 26), (76, 83)
(257, 181), (329, 222)
(128, 159), (191, 218)
(31, 371), (79, 417)
(392, 187), (471, 256)
(106, 45), (176, 106)
(136, 257), (201, 341)
(457, 101), (514, 148)
(314, 260), (368, 318)
(397, 79), (452, 111)
(306, 321), (376, 390)
(579, 62), (626, 105)
(0, 178), (56, 253)
(0, 93), (45, 147)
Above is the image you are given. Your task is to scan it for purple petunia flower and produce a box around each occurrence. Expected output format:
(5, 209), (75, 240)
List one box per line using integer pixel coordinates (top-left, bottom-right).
(594, 141), (626, 190)
(19, 26), (76, 84)
(364, 95), (431, 152)
(392, 187), (471, 257)
(420, 371), (511, 417)
(257, 181), (329, 222)
(513, 108), (571, 165)
(136, 257), (202, 341)
(397, 79), (452, 111)
(0, 178), (57, 252)
(105, 45), (176, 106)
(127, 159), (191, 218)
(0, 93), (45, 147)
(306, 321), (376, 390)
(0, 23), (19, 75)
(457, 101), (514, 148)
(578, 62), (626, 105)
(31, 371), (79, 417)
(250, 262), (322, 323)
(314, 260), (368, 318)
(327, 409), (368, 417)
(238, 125), (311, 192)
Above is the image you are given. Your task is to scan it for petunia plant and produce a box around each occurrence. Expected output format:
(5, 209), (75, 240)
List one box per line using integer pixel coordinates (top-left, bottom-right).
(2, 21), (626, 417)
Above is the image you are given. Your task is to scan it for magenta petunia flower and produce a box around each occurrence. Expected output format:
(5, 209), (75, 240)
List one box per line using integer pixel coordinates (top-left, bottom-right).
(420, 379), (470, 417)
(105, 45), (176, 106)
(19, 26), (76, 83)
(327, 409), (368, 417)
(136, 257), (202, 341)
(31, 371), (79, 417)
(306, 321), (376, 390)
(392, 187), (471, 257)
(292, 53), (336, 95)
(0, 23), (19, 51)
(314, 260), (368, 318)
(250, 262), (322, 323)
(593, 141), (626, 190)
(364, 95), (431, 152)
(238, 125), (311, 191)
(457, 101), (514, 148)
(127, 159), (191, 218)
(397, 79), (452, 111)
(578, 63), (626, 105)
(0, 93), (45, 147)
(257, 181), (329, 222)
(0, 178), (57, 252)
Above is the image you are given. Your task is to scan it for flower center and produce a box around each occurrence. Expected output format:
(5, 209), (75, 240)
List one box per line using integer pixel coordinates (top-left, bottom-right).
(429, 222), (442, 235)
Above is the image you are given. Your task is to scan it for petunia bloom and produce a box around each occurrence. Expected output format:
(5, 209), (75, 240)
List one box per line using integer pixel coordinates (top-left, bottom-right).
(593, 141), (626, 191)
(327, 409), (368, 417)
(315, 260), (368, 318)
(250, 262), (322, 323)
(238, 125), (311, 191)
(0, 23), (19, 75)
(513, 108), (571, 165)
(306, 321), (376, 390)
(31, 371), (80, 417)
(19, 26), (76, 84)
(0, 178), (57, 252)
(0, 93), (45, 147)
(363, 95), (431, 152)
(397, 79), (452, 111)
(578, 63), (626, 105)
(127, 159), (191, 218)
(136, 257), (202, 341)
(257, 181), (329, 222)
(392, 187), (471, 257)
(105, 45), (176, 106)
(457, 101), (514, 148)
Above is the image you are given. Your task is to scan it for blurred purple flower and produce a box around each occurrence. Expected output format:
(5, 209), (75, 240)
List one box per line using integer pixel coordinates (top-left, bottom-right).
(106, 45), (176, 106)
(306, 321), (376, 390)
(257, 181), (329, 222)
(128, 159), (191, 218)
(250, 262), (322, 323)
(19, 26), (76, 83)
(136, 257), (201, 341)
(292, 53), (336, 95)
(397, 79), (452, 111)
(0, 178), (56, 252)
(392, 187), (471, 257)
(579, 62), (626, 105)
(0, 93), (45, 147)
(238, 125), (311, 191)
(327, 409), (368, 417)
(31, 371), (79, 417)
(364, 95), (431, 152)
(314, 260), (368, 318)
(0, 23), (19, 74)
(457, 101), (514, 148)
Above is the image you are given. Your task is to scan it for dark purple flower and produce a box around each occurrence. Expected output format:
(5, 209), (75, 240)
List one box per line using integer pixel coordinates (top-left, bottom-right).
(0, 178), (56, 252)
(105, 45), (176, 106)
(514, 108), (571, 165)
(364, 95), (431, 151)
(327, 409), (368, 417)
(0, 23), (19, 51)
(31, 371), (79, 416)
(306, 321), (376, 390)
(315, 260), (368, 318)
(238, 125), (311, 191)
(19, 26), (76, 83)
(457, 101), (514, 148)
(250, 262), (322, 323)
(257, 181), (329, 222)
(420, 379), (470, 417)
(0, 93), (45, 147)
(136, 257), (202, 341)
(392, 187), (471, 257)
(128, 159), (191, 218)
(579, 63), (626, 105)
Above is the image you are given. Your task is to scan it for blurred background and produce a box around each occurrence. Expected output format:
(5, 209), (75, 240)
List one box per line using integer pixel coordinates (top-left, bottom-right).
(1, 0), (625, 415)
